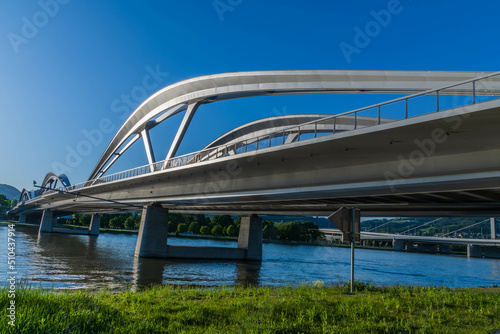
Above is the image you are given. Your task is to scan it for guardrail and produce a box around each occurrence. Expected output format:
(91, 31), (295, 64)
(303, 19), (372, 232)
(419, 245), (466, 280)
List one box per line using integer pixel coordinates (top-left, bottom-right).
(25, 70), (500, 202)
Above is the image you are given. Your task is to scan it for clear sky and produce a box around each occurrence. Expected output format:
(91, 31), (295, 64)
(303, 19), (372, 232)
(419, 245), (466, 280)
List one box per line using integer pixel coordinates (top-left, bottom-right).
(0, 0), (499, 191)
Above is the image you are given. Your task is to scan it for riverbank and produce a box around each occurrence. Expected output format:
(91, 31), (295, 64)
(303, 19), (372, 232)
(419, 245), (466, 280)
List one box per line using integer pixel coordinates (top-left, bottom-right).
(1, 283), (499, 333)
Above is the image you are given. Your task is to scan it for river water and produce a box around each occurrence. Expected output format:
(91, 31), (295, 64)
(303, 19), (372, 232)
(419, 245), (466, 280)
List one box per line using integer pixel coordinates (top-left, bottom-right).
(1, 225), (499, 290)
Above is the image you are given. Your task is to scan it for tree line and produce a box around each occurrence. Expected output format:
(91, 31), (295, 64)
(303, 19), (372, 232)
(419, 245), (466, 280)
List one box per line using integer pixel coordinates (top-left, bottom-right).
(57, 212), (323, 242)
(0, 194), (18, 219)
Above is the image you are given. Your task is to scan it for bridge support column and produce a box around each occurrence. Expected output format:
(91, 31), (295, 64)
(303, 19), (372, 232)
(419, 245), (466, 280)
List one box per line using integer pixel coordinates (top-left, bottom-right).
(467, 245), (483, 258)
(18, 215), (26, 224)
(89, 214), (101, 236)
(438, 244), (451, 254)
(135, 204), (169, 258)
(417, 243), (438, 253)
(237, 215), (263, 260)
(393, 239), (405, 251)
(39, 210), (55, 233)
(483, 246), (500, 259)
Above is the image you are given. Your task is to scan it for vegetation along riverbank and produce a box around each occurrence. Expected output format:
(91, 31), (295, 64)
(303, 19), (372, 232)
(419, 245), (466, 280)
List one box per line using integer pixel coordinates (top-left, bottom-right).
(1, 283), (499, 333)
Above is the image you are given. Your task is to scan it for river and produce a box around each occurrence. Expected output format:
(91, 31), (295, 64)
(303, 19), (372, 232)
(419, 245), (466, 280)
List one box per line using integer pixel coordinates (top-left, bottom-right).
(1, 225), (499, 290)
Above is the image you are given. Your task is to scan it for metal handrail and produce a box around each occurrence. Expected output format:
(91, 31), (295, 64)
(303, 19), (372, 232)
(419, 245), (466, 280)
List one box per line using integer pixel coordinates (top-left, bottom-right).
(26, 71), (500, 201)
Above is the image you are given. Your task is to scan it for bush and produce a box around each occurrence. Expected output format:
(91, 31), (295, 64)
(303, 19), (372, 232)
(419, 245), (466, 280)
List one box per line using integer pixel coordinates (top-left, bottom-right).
(263, 224), (279, 240)
(188, 221), (201, 234)
(226, 225), (238, 236)
(109, 217), (123, 229)
(177, 223), (188, 233)
(124, 217), (135, 229)
(200, 226), (211, 235)
(211, 215), (234, 229)
(211, 224), (224, 236)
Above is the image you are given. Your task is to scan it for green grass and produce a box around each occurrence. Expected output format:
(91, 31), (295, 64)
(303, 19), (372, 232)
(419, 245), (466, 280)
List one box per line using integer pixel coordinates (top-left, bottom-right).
(1, 283), (499, 333)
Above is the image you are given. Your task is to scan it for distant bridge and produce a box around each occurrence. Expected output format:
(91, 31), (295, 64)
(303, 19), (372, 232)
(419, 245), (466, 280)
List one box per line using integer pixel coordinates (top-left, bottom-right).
(320, 228), (500, 259)
(9, 70), (500, 260)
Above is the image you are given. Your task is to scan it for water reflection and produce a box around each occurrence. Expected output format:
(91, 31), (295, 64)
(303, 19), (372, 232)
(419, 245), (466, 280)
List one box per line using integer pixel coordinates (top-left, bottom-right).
(26, 226), (263, 289)
(132, 257), (262, 290)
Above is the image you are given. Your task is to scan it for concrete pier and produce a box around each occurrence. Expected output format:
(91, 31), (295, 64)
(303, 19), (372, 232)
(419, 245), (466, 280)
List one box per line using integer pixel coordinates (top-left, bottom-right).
(392, 239), (406, 251)
(89, 214), (101, 236)
(39, 210), (55, 233)
(467, 244), (500, 259)
(18, 215), (26, 224)
(438, 244), (451, 254)
(483, 246), (500, 259)
(467, 245), (483, 258)
(237, 215), (263, 260)
(417, 243), (438, 253)
(135, 204), (169, 258)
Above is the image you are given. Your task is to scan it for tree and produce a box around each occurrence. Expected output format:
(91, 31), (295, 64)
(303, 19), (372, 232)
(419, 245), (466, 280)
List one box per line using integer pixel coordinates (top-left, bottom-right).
(300, 222), (323, 242)
(169, 213), (187, 232)
(177, 223), (188, 233)
(109, 217), (123, 229)
(0, 194), (10, 208)
(11, 199), (18, 207)
(211, 224), (224, 236)
(263, 223), (279, 240)
(188, 221), (201, 234)
(200, 226), (211, 235)
(211, 215), (234, 229)
(193, 214), (210, 226)
(124, 217), (135, 229)
(134, 213), (142, 229)
(79, 214), (91, 226)
(276, 222), (302, 241)
(226, 224), (238, 236)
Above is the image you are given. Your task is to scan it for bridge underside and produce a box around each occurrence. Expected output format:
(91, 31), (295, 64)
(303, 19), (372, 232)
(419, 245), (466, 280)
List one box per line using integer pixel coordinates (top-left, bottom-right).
(12, 99), (500, 218)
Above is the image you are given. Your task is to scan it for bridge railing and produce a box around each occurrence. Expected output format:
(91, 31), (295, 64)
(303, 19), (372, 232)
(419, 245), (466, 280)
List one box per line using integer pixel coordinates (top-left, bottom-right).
(25, 71), (500, 200)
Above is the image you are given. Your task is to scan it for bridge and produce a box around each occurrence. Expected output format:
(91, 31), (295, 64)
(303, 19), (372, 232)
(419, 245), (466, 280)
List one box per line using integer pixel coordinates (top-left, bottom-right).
(320, 227), (500, 259)
(9, 70), (500, 260)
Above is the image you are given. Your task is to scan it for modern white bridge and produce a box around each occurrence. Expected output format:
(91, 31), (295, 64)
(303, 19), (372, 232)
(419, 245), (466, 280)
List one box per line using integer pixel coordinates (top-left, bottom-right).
(320, 228), (500, 259)
(9, 70), (500, 260)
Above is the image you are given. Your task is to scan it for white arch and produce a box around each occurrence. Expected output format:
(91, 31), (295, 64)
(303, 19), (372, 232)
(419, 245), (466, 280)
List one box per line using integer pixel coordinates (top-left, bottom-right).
(89, 70), (499, 180)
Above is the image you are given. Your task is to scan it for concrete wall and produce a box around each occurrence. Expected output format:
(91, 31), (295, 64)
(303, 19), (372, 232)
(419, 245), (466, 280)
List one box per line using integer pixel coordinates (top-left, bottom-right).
(468, 245), (483, 258)
(484, 246), (500, 259)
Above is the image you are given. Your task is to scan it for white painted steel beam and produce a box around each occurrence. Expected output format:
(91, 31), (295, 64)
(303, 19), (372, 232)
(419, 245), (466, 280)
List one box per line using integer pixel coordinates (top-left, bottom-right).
(141, 129), (156, 169)
(163, 101), (201, 168)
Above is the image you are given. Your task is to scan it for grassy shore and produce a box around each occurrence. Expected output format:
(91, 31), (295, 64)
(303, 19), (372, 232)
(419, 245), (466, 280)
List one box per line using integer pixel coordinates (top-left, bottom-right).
(1, 283), (499, 333)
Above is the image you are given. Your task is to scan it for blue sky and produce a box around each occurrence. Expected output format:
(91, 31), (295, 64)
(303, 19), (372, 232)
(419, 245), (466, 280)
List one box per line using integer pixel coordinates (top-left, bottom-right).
(0, 0), (499, 191)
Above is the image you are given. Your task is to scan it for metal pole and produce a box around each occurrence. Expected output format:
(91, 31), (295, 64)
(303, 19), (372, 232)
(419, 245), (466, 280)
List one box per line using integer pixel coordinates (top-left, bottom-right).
(350, 207), (355, 294)
(436, 91), (440, 112)
(491, 218), (496, 240)
(473, 81), (476, 104)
